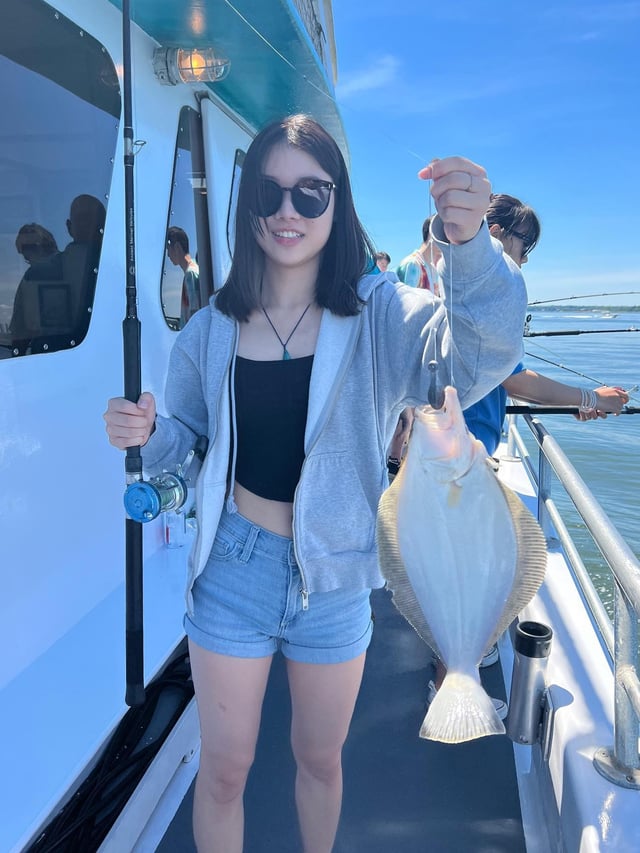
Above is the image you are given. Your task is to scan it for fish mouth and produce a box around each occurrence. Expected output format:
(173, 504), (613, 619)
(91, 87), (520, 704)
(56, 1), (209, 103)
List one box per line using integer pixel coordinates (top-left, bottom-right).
(415, 405), (454, 430)
(415, 386), (458, 429)
(412, 386), (474, 472)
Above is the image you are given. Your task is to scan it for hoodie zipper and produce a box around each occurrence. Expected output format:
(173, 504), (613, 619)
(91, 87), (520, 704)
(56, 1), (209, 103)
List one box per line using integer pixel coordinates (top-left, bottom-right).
(292, 308), (365, 610)
(225, 329), (240, 513)
(189, 319), (237, 603)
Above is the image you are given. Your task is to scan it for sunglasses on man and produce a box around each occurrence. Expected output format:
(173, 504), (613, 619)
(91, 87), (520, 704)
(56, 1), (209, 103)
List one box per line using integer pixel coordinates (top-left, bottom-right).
(252, 177), (336, 219)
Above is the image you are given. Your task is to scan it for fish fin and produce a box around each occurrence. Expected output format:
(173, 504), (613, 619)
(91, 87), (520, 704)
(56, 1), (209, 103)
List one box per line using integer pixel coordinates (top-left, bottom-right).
(489, 478), (548, 645)
(376, 474), (442, 658)
(420, 672), (505, 743)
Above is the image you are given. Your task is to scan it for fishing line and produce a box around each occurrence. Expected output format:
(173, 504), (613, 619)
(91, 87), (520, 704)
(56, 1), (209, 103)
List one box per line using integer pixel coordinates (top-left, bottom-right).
(447, 224), (454, 394)
(529, 290), (640, 306)
(524, 342), (640, 403)
(423, 176), (451, 408)
(218, 3), (636, 408)
(427, 176), (455, 396)
(525, 335), (629, 385)
(220, 0), (429, 166)
(221, 1), (639, 321)
(219, 2), (462, 403)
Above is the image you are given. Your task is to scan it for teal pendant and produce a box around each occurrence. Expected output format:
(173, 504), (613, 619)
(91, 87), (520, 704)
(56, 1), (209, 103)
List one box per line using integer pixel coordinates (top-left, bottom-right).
(283, 348), (291, 361)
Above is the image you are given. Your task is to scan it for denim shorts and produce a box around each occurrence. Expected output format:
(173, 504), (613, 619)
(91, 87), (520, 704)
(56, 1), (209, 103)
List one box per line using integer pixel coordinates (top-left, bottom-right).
(184, 507), (373, 664)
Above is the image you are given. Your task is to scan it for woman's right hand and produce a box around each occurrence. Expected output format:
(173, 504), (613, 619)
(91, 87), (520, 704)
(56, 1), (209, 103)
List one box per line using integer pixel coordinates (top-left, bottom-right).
(418, 156), (491, 245)
(594, 386), (629, 415)
(104, 391), (156, 449)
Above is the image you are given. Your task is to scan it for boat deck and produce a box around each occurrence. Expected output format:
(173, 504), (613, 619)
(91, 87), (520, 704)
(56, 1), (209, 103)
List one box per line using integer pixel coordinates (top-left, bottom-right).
(157, 587), (526, 852)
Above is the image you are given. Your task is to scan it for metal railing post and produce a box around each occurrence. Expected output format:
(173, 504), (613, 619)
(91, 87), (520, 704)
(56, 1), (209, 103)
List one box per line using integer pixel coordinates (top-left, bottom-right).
(505, 417), (640, 789)
(594, 583), (640, 788)
(532, 422), (554, 542)
(506, 414), (518, 458)
(614, 585), (640, 768)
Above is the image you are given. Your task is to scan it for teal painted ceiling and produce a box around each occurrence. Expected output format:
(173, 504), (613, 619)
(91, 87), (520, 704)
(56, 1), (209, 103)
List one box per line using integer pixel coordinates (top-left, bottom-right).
(108, 0), (346, 155)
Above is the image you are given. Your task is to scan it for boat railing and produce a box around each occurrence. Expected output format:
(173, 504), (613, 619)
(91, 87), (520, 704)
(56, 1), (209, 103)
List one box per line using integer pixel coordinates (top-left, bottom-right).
(506, 414), (640, 789)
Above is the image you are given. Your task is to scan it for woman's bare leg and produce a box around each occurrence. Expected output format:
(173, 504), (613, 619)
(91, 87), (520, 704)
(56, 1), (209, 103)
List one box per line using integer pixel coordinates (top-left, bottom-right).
(189, 639), (272, 853)
(287, 653), (366, 853)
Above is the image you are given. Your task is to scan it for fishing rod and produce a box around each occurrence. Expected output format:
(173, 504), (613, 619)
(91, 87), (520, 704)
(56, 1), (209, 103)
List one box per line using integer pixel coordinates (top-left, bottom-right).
(121, 0), (145, 708)
(506, 405), (640, 416)
(524, 342), (640, 397)
(528, 291), (640, 306)
(524, 327), (640, 338)
(520, 342), (640, 408)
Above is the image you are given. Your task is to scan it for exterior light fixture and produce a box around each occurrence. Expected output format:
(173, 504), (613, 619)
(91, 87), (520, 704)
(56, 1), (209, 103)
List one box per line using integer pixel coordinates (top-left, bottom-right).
(153, 47), (230, 86)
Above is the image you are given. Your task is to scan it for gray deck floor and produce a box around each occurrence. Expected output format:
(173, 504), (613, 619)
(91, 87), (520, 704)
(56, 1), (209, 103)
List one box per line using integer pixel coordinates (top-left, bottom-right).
(158, 588), (526, 852)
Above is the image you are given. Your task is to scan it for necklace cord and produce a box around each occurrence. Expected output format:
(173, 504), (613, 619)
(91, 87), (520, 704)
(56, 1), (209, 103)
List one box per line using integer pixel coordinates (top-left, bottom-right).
(261, 300), (312, 360)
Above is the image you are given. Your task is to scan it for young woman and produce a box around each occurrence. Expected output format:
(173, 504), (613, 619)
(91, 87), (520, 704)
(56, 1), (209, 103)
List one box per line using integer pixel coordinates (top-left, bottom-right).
(104, 115), (526, 853)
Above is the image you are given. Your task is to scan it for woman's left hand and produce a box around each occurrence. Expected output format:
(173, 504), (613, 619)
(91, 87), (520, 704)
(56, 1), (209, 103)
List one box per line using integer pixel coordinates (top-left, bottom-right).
(419, 156), (491, 245)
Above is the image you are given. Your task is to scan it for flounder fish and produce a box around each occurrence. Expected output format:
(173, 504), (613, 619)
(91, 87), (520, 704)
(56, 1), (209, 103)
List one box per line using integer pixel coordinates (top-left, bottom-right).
(377, 386), (547, 743)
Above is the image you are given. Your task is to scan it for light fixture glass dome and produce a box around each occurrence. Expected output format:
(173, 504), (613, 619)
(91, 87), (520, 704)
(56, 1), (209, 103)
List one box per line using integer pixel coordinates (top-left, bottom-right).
(153, 47), (230, 86)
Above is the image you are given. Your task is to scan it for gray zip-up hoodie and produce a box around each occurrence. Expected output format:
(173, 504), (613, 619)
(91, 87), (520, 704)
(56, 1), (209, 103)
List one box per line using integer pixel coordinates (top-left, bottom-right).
(142, 220), (526, 613)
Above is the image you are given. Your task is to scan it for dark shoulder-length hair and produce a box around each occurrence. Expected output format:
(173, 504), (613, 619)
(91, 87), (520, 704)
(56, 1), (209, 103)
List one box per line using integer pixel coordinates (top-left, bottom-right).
(486, 193), (541, 254)
(216, 114), (376, 321)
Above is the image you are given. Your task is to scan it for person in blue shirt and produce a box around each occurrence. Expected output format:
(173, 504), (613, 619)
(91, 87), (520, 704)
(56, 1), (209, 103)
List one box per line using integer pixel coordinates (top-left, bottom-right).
(395, 215), (442, 294)
(464, 194), (628, 456)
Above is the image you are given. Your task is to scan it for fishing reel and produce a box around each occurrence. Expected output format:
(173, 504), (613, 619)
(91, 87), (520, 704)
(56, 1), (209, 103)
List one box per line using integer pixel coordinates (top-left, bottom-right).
(124, 435), (208, 523)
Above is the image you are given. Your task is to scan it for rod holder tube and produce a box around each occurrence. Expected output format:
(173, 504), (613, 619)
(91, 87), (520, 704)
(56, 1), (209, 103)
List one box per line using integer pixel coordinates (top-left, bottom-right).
(506, 621), (553, 744)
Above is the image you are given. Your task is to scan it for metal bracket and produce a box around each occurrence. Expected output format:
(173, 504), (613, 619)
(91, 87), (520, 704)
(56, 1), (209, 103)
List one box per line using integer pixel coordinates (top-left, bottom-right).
(593, 747), (640, 789)
(540, 688), (555, 761)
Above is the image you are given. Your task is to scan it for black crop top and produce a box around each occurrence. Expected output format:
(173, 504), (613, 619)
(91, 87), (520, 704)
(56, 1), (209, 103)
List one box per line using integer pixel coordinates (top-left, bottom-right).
(234, 355), (313, 502)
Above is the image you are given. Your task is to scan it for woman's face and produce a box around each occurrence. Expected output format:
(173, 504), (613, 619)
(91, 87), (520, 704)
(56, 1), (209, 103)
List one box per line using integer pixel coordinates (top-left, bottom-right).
(491, 225), (529, 267)
(255, 143), (335, 276)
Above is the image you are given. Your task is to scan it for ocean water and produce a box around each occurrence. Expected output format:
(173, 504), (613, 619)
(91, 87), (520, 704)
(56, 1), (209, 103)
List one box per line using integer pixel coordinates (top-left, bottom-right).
(515, 307), (640, 619)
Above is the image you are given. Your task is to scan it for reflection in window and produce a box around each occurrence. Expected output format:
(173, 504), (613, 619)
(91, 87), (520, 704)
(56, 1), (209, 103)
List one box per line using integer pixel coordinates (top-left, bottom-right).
(227, 149), (245, 257)
(0, 0), (119, 358)
(162, 107), (213, 331)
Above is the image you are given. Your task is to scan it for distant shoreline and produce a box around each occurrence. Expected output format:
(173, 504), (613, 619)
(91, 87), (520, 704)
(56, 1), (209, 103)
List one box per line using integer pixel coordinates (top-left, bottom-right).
(528, 304), (640, 312)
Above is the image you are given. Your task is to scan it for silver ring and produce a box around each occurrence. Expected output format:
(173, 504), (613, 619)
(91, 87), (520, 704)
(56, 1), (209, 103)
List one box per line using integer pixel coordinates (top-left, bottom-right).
(465, 173), (473, 192)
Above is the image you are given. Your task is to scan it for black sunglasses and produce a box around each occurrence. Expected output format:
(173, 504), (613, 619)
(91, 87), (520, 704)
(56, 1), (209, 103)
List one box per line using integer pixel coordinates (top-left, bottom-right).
(253, 177), (336, 219)
(508, 228), (533, 257)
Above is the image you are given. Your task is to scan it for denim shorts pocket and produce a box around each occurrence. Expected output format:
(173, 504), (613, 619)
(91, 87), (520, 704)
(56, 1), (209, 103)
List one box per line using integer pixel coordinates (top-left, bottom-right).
(209, 527), (243, 561)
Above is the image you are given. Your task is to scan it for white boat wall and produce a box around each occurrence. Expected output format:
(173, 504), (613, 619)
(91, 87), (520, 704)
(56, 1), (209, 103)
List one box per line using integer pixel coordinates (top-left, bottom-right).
(0, 1), (343, 850)
(2, 2), (640, 852)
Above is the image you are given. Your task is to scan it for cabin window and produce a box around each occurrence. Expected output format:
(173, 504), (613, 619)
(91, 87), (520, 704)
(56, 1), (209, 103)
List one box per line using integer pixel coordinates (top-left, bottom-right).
(161, 106), (213, 331)
(0, 0), (119, 359)
(226, 148), (245, 257)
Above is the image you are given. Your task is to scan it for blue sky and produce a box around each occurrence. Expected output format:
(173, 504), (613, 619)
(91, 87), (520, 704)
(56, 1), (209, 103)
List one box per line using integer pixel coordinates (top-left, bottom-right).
(331, 1), (640, 306)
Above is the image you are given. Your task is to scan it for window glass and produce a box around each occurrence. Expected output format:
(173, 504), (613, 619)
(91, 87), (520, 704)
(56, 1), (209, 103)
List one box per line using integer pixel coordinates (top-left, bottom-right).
(162, 107), (213, 330)
(0, 0), (119, 358)
(227, 149), (245, 257)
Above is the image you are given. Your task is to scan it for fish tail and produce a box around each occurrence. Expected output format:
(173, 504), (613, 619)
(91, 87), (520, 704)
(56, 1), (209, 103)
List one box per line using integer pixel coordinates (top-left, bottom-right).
(419, 672), (506, 743)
